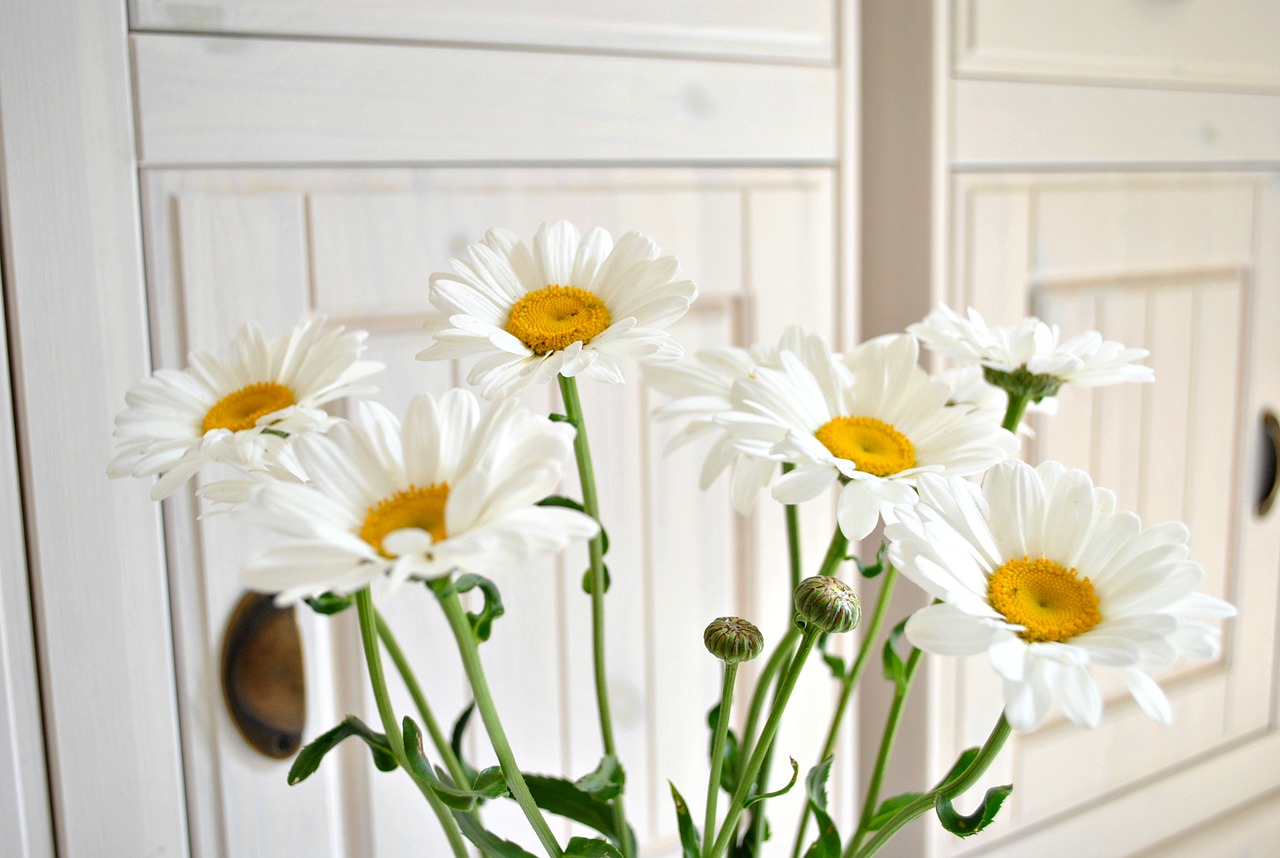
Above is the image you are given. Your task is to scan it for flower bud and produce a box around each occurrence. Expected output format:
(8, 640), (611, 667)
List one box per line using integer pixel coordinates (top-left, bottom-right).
(704, 616), (764, 664)
(793, 576), (861, 634)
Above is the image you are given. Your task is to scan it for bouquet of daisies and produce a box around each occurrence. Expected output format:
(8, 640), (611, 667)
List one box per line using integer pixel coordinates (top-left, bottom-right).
(111, 221), (1233, 858)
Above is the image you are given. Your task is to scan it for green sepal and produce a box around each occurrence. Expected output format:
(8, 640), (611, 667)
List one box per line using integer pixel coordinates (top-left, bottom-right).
(575, 754), (625, 800)
(449, 702), (480, 783)
(303, 591), (353, 615)
(287, 716), (396, 786)
(800, 757), (841, 858)
(866, 792), (923, 831)
(402, 717), (486, 811)
(667, 781), (701, 858)
(982, 365), (1063, 403)
(539, 495), (609, 556)
(882, 618), (909, 690)
(935, 783), (1012, 838)
(706, 703), (741, 794)
(454, 573), (505, 642)
(453, 811), (538, 858)
(522, 773), (637, 855)
(566, 837), (624, 858)
(582, 563), (611, 596)
(742, 757), (798, 809)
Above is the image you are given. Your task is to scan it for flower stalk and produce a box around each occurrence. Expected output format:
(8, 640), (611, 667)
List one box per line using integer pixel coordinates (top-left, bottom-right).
(703, 661), (739, 856)
(432, 580), (563, 857)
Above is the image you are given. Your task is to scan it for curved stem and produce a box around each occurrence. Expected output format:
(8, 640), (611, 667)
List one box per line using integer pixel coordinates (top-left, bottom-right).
(1001, 389), (1031, 434)
(355, 589), (468, 858)
(558, 375), (630, 856)
(708, 629), (820, 858)
(844, 646), (924, 857)
(790, 565), (899, 858)
(853, 714), (1012, 858)
(434, 581), (563, 857)
(703, 662), (739, 856)
(782, 463), (803, 592)
(375, 609), (471, 790)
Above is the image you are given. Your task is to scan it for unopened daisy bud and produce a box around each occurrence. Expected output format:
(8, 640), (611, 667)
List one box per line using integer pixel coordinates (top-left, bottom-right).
(703, 617), (764, 664)
(793, 576), (861, 634)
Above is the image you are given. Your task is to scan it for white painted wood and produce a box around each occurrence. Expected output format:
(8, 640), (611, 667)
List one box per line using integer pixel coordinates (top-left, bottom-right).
(139, 166), (849, 855)
(954, 0), (1280, 92)
(0, 239), (55, 858)
(132, 34), (838, 167)
(0, 1), (190, 855)
(953, 79), (1280, 168)
(129, 0), (835, 64)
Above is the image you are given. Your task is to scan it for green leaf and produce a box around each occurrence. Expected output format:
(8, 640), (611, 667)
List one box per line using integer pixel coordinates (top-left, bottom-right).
(455, 573), (505, 642)
(303, 591), (353, 615)
(566, 837), (624, 858)
(935, 783), (1013, 838)
(402, 717), (486, 811)
(454, 811), (538, 858)
(866, 792), (923, 831)
(942, 747), (980, 783)
(449, 702), (479, 782)
(523, 773), (636, 855)
(882, 618), (909, 690)
(818, 634), (846, 679)
(548, 412), (573, 424)
(474, 766), (511, 798)
(667, 781), (702, 858)
(575, 755), (625, 800)
(801, 757), (840, 858)
(540, 495), (609, 555)
(582, 563), (611, 596)
(856, 542), (889, 579)
(288, 716), (396, 786)
(743, 757), (798, 809)
(706, 703), (741, 794)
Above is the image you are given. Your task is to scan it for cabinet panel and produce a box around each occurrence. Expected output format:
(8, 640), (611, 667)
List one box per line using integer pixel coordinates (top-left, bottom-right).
(130, 0), (835, 64)
(141, 166), (847, 856)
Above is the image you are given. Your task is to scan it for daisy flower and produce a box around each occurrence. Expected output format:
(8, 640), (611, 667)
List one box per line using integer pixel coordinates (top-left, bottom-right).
(909, 304), (1154, 394)
(645, 325), (840, 513)
(238, 391), (599, 604)
(887, 459), (1235, 731)
(716, 333), (1019, 541)
(108, 318), (382, 500)
(417, 220), (697, 398)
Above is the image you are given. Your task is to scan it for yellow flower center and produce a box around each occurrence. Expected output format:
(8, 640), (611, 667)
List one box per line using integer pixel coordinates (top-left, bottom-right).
(505, 285), (612, 355)
(202, 381), (295, 434)
(814, 416), (916, 477)
(358, 483), (450, 558)
(987, 556), (1102, 643)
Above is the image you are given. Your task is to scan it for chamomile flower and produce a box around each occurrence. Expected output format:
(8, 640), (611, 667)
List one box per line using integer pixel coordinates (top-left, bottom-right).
(887, 460), (1235, 731)
(108, 318), (382, 500)
(238, 391), (599, 604)
(645, 325), (840, 512)
(418, 220), (697, 398)
(716, 334), (1019, 540)
(910, 305), (1154, 395)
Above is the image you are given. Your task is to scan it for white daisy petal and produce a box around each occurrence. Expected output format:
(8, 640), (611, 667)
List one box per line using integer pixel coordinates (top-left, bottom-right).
(905, 603), (995, 656)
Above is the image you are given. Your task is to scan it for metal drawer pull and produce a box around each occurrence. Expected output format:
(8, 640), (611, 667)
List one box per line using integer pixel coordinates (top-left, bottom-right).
(221, 591), (306, 759)
(1260, 410), (1280, 518)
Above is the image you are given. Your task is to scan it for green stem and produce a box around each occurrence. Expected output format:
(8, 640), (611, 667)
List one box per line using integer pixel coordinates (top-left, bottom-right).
(790, 565), (899, 858)
(355, 589), (469, 858)
(558, 375), (630, 857)
(782, 463), (803, 592)
(853, 714), (1012, 858)
(434, 581), (563, 857)
(708, 630), (820, 858)
(703, 662), (740, 856)
(844, 646), (924, 857)
(375, 609), (471, 790)
(1001, 388), (1031, 434)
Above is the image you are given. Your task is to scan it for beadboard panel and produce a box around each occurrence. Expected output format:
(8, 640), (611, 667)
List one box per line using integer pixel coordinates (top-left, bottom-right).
(953, 0), (1280, 92)
(140, 166), (849, 856)
(132, 34), (838, 167)
(952, 79), (1280, 168)
(129, 0), (835, 64)
(924, 173), (1280, 857)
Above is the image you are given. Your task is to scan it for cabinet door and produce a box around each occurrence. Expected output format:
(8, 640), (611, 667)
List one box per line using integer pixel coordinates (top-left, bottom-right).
(140, 166), (849, 856)
(925, 173), (1280, 857)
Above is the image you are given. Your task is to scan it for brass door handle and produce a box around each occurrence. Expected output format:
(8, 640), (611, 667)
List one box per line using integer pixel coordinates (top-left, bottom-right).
(1260, 410), (1280, 518)
(221, 591), (306, 759)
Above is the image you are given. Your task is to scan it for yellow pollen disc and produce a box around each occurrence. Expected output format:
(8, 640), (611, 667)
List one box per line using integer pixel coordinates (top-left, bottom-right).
(202, 381), (295, 434)
(505, 285), (612, 355)
(987, 556), (1102, 643)
(814, 416), (916, 477)
(358, 483), (450, 558)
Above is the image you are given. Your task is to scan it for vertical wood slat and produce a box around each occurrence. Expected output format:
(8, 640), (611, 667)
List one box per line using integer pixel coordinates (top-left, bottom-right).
(0, 2), (189, 855)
